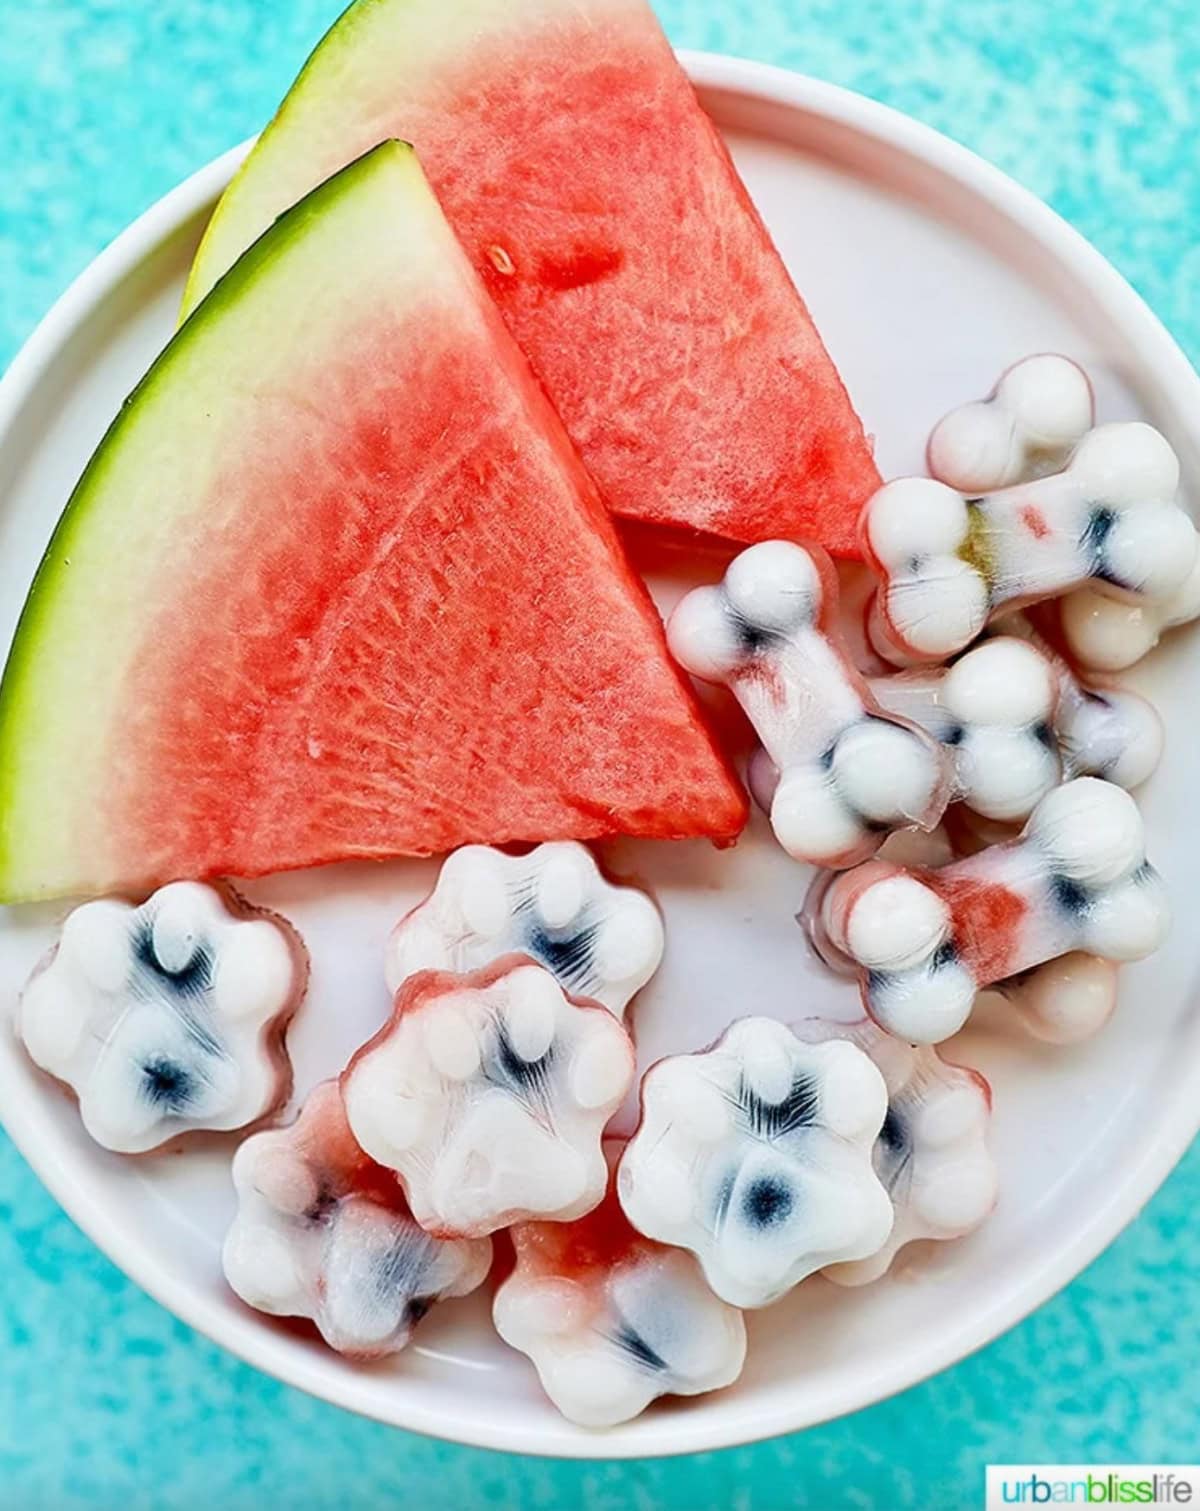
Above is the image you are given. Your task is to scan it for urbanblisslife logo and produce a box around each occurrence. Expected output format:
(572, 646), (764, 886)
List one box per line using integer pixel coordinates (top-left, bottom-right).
(987, 1467), (1200, 1507)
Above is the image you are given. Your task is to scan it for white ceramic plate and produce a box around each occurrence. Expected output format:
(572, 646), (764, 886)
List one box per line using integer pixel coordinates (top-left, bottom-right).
(2, 54), (1199, 1460)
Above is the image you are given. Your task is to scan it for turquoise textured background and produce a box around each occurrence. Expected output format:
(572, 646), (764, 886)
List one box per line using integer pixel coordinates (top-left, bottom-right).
(2, 1), (1199, 1505)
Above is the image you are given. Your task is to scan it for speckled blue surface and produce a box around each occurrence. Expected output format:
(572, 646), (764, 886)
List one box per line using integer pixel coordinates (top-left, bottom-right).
(2, 1), (1199, 1505)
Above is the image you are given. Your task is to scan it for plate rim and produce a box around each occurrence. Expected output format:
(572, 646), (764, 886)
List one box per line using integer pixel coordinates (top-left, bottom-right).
(1, 50), (1199, 1460)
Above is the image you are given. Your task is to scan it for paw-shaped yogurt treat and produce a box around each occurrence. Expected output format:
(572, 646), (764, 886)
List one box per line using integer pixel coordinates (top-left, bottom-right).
(343, 958), (634, 1237)
(864, 424), (1197, 664)
(810, 778), (1169, 1043)
(667, 541), (951, 868)
(927, 354), (1094, 493)
(869, 636), (1062, 823)
(617, 1017), (892, 1308)
(224, 1081), (491, 1357)
(385, 843), (663, 1021)
(18, 882), (306, 1153)
(494, 1158), (746, 1427)
(1061, 550), (1200, 672)
(792, 1019), (997, 1285)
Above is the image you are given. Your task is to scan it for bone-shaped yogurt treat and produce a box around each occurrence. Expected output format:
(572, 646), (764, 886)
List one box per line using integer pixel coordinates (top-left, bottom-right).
(864, 423), (1197, 665)
(868, 631), (1162, 820)
(224, 1080), (492, 1357)
(343, 958), (634, 1238)
(494, 1153), (746, 1427)
(986, 953), (1121, 1045)
(810, 778), (1169, 1043)
(617, 1017), (892, 1308)
(667, 540), (952, 868)
(927, 355), (1200, 674)
(791, 1018), (996, 1285)
(1039, 641), (1164, 792)
(18, 881), (306, 1153)
(385, 842), (663, 1021)
(868, 636), (1062, 823)
(806, 822), (1122, 1046)
(1061, 552), (1200, 672)
(927, 353), (1095, 493)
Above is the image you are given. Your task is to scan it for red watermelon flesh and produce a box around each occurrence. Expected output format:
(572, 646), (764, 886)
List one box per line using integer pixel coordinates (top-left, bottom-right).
(0, 144), (746, 902)
(183, 0), (881, 556)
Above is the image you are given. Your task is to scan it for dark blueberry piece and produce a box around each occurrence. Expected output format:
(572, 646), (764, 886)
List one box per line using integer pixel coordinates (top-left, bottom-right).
(490, 1015), (556, 1108)
(1050, 873), (1089, 916)
(741, 1175), (794, 1229)
(133, 921), (213, 997)
(739, 1072), (820, 1140)
(1033, 720), (1057, 750)
(942, 723), (966, 747)
(879, 1106), (907, 1155)
(876, 1106), (915, 1193)
(612, 1320), (669, 1374)
(932, 938), (959, 971)
(1080, 506), (1117, 557)
(140, 1056), (195, 1112)
(404, 1296), (433, 1328)
(526, 923), (598, 992)
(303, 1184), (339, 1225)
(728, 605), (783, 655)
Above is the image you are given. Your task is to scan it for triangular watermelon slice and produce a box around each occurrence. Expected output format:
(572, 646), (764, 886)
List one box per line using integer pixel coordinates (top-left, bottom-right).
(0, 143), (746, 904)
(182, 0), (880, 556)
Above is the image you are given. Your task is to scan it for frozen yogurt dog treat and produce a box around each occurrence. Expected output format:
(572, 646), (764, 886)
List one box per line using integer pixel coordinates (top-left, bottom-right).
(343, 958), (634, 1238)
(928, 354), (1200, 673)
(927, 354), (1094, 493)
(1061, 552), (1200, 672)
(870, 626), (1162, 819)
(385, 842), (663, 1021)
(667, 540), (951, 868)
(864, 424), (1197, 664)
(988, 953), (1121, 1044)
(792, 1018), (996, 1285)
(224, 1080), (491, 1356)
(1043, 646), (1164, 792)
(18, 881), (305, 1153)
(617, 1017), (892, 1308)
(810, 778), (1169, 1043)
(494, 1157), (746, 1427)
(868, 637), (1062, 823)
